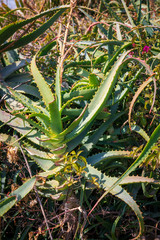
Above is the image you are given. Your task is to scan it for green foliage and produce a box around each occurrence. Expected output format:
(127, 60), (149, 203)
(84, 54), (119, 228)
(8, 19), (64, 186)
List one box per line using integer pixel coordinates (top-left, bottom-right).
(0, 0), (160, 239)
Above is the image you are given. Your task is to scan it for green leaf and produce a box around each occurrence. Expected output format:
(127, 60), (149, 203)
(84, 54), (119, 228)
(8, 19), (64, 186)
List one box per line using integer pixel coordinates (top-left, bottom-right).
(83, 164), (144, 238)
(31, 55), (54, 109)
(92, 124), (160, 219)
(110, 124), (160, 188)
(25, 147), (56, 171)
(60, 105), (87, 136)
(89, 73), (99, 87)
(38, 41), (56, 57)
(62, 87), (96, 102)
(83, 111), (125, 152)
(1, 60), (30, 79)
(0, 133), (19, 147)
(49, 100), (63, 135)
(0, 177), (36, 216)
(0, 6), (68, 50)
(108, 25), (114, 56)
(121, 0), (136, 27)
(55, 65), (62, 111)
(0, 196), (17, 217)
(0, 110), (43, 145)
(65, 51), (130, 142)
(38, 167), (63, 177)
(87, 151), (131, 166)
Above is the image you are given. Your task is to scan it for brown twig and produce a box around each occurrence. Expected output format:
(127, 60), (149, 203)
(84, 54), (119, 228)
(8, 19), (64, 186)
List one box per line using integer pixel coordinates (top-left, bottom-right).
(18, 143), (53, 240)
(39, 0), (47, 13)
(59, 0), (77, 84)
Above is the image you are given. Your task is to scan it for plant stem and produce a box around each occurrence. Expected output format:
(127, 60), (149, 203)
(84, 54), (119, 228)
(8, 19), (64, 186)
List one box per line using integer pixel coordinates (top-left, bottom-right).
(59, 0), (77, 83)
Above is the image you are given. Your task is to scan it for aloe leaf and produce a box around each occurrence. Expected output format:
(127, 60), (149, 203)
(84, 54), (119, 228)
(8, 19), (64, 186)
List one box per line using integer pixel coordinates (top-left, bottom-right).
(65, 51), (130, 143)
(25, 147), (56, 171)
(89, 73), (100, 87)
(1, 60), (30, 79)
(16, 113), (51, 135)
(116, 23), (122, 40)
(25, 147), (56, 160)
(14, 112), (50, 136)
(112, 124), (160, 186)
(0, 82), (24, 111)
(67, 123), (93, 152)
(83, 111), (125, 152)
(62, 108), (109, 120)
(0, 196), (17, 217)
(60, 105), (87, 136)
(87, 150), (131, 166)
(0, 110), (44, 145)
(0, 177), (36, 216)
(121, 0), (136, 27)
(93, 124), (160, 214)
(84, 164), (144, 238)
(48, 100), (62, 135)
(38, 167), (63, 177)
(55, 65), (62, 111)
(0, 9), (65, 52)
(7, 8), (65, 52)
(103, 42), (131, 74)
(38, 41), (56, 57)
(62, 87), (96, 102)
(0, 6), (69, 48)
(5, 73), (32, 85)
(30, 155), (59, 171)
(120, 176), (160, 185)
(8, 87), (47, 114)
(11, 85), (40, 99)
(31, 55), (54, 109)
(62, 108), (83, 117)
(0, 134), (18, 147)
(60, 96), (84, 113)
(146, 0), (150, 22)
(114, 124), (150, 142)
(36, 180), (59, 189)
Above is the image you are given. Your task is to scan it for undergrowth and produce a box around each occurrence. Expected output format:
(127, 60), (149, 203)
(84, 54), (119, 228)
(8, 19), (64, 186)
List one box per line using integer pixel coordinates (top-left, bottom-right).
(0, 0), (160, 239)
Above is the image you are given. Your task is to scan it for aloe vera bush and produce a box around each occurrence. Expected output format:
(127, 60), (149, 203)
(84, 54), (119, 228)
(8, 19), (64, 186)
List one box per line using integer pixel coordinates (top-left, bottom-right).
(1, 41), (160, 238)
(0, 2), (160, 239)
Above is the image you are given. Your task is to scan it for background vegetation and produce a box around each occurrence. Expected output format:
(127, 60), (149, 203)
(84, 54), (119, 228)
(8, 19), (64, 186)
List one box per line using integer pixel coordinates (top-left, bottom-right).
(0, 0), (160, 239)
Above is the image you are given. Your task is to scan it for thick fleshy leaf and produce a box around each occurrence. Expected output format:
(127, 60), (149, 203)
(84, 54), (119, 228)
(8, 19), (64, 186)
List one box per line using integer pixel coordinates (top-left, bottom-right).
(65, 51), (130, 143)
(25, 147), (57, 171)
(0, 177), (36, 216)
(83, 164), (144, 239)
(31, 55), (54, 109)
(0, 110), (43, 145)
(87, 150), (131, 165)
(1, 60), (30, 79)
(49, 100), (62, 134)
(90, 123), (160, 226)
(0, 7), (68, 51)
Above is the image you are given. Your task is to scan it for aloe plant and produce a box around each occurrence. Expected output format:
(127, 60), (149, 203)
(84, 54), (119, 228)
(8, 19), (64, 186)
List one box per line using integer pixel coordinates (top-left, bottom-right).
(1, 35), (160, 239)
